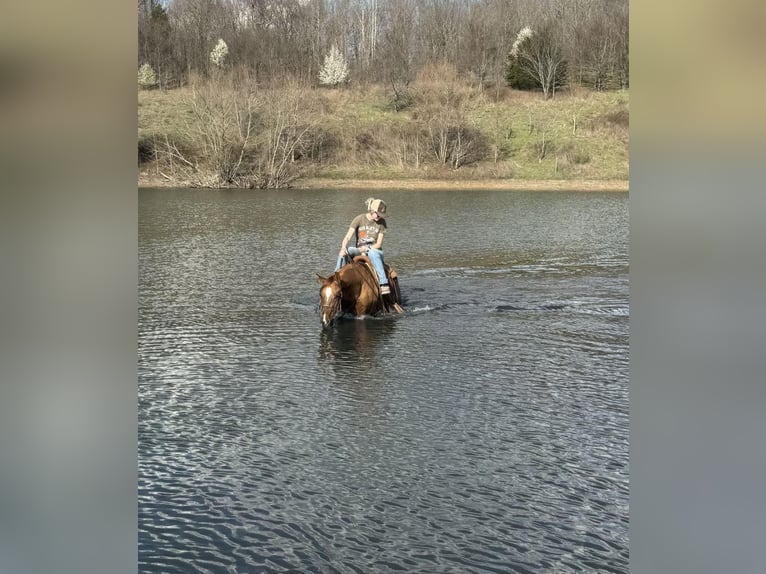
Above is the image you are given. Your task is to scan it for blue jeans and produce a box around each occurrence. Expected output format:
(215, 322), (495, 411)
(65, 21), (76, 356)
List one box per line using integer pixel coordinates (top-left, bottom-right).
(335, 247), (387, 285)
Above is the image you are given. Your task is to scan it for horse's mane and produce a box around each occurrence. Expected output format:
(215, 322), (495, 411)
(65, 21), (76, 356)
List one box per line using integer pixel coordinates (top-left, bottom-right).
(344, 257), (380, 287)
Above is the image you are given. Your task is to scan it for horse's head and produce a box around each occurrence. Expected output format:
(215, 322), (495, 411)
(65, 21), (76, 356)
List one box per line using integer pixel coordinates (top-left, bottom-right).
(317, 273), (342, 328)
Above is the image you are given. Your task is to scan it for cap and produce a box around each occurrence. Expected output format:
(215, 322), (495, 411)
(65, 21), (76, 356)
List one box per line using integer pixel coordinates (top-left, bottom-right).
(369, 198), (387, 216)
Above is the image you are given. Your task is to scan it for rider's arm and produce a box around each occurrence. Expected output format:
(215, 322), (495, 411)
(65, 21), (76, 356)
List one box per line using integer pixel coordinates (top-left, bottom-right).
(338, 227), (355, 255)
(370, 232), (384, 251)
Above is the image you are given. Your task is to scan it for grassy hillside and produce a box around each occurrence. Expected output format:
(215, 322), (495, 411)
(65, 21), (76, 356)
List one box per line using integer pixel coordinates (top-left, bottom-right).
(138, 80), (628, 188)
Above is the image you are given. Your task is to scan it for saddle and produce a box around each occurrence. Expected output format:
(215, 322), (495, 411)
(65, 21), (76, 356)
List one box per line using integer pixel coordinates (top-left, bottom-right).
(350, 255), (404, 314)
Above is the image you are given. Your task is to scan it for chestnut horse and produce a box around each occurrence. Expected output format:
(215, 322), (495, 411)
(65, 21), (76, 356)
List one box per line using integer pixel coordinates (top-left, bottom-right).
(317, 257), (403, 328)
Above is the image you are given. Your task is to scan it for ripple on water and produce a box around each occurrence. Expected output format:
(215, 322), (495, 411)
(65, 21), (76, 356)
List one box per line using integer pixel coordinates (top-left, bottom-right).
(139, 189), (629, 574)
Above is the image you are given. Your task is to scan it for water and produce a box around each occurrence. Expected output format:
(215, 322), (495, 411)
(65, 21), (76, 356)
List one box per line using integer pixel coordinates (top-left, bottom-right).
(139, 188), (629, 573)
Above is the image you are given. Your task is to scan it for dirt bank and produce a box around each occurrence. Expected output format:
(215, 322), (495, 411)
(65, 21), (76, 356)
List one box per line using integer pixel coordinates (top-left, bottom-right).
(138, 173), (628, 192)
(294, 178), (628, 192)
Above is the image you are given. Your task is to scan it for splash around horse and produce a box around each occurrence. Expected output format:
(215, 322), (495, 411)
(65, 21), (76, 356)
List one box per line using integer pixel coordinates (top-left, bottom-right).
(317, 256), (404, 328)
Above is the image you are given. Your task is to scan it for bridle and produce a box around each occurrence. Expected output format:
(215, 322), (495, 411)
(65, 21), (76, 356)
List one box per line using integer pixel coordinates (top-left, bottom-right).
(320, 285), (342, 322)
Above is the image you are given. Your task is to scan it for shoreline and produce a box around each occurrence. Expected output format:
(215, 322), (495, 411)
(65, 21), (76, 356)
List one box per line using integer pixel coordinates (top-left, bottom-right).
(138, 174), (628, 192)
(295, 178), (628, 192)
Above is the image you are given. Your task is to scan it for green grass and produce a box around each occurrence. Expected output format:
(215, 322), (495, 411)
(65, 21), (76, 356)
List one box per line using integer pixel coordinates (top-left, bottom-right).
(139, 83), (628, 183)
(138, 87), (198, 139)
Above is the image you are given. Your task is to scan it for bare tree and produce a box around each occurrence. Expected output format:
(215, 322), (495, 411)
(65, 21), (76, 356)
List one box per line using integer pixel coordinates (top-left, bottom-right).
(255, 83), (321, 188)
(511, 21), (566, 98)
(153, 0), (626, 90)
(377, 0), (418, 85)
(349, 0), (379, 74)
(414, 63), (486, 169)
(138, 1), (175, 87)
(168, 0), (237, 78)
(419, 0), (467, 66)
(183, 76), (257, 186)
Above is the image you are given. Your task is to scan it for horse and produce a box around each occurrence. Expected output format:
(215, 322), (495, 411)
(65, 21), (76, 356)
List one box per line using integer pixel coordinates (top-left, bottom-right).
(317, 256), (403, 328)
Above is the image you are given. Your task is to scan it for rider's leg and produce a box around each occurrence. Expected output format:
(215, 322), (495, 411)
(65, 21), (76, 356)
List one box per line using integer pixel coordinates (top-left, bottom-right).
(335, 247), (362, 272)
(367, 248), (388, 286)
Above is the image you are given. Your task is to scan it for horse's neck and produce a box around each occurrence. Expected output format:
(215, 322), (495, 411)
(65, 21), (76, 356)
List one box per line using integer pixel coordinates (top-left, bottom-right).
(336, 266), (357, 287)
(337, 264), (370, 295)
(350, 260), (378, 283)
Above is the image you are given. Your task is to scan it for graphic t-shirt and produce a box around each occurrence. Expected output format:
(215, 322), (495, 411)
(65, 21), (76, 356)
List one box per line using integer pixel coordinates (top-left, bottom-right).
(350, 214), (387, 247)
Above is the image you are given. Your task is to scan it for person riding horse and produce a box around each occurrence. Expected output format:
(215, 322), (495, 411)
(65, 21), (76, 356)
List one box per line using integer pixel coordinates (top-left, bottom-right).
(335, 197), (390, 294)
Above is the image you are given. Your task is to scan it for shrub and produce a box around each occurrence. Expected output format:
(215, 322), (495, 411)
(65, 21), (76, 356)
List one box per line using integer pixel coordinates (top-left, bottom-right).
(446, 125), (490, 168)
(138, 137), (155, 164)
(388, 80), (413, 112)
(301, 126), (340, 163)
(604, 107), (629, 127)
(557, 142), (590, 165)
(530, 138), (556, 161)
(590, 106), (629, 134)
(570, 150), (591, 165)
(138, 63), (157, 89)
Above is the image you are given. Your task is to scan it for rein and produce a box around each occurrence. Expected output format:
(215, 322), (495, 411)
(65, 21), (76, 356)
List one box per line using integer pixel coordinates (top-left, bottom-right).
(320, 291), (341, 310)
(320, 279), (342, 318)
(355, 260), (386, 309)
(348, 258), (381, 296)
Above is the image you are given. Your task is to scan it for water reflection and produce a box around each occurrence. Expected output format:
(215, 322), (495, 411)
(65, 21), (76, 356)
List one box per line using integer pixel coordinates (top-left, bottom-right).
(318, 317), (397, 371)
(317, 318), (400, 426)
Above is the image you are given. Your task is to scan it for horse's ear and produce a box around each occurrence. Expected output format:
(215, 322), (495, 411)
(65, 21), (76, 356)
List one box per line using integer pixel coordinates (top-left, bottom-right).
(316, 273), (328, 284)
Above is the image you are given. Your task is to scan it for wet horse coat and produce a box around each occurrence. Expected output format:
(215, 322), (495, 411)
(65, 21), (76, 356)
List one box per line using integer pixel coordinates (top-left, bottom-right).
(317, 257), (403, 327)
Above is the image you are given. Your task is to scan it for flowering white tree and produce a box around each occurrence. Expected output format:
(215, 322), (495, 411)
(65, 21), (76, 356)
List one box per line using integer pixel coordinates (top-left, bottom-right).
(510, 26), (533, 58)
(210, 38), (229, 69)
(319, 45), (349, 86)
(138, 63), (157, 88)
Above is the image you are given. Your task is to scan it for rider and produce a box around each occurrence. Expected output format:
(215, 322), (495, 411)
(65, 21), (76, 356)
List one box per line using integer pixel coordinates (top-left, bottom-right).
(335, 197), (390, 294)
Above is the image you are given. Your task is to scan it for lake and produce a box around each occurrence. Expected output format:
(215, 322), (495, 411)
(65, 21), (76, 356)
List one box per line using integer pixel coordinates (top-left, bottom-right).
(139, 187), (629, 573)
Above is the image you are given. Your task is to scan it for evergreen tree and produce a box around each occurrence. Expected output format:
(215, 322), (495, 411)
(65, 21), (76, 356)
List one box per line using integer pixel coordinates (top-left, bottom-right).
(506, 59), (538, 91)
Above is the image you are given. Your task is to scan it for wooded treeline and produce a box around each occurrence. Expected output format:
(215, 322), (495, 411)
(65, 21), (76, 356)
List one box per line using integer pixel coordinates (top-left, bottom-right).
(138, 0), (628, 92)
